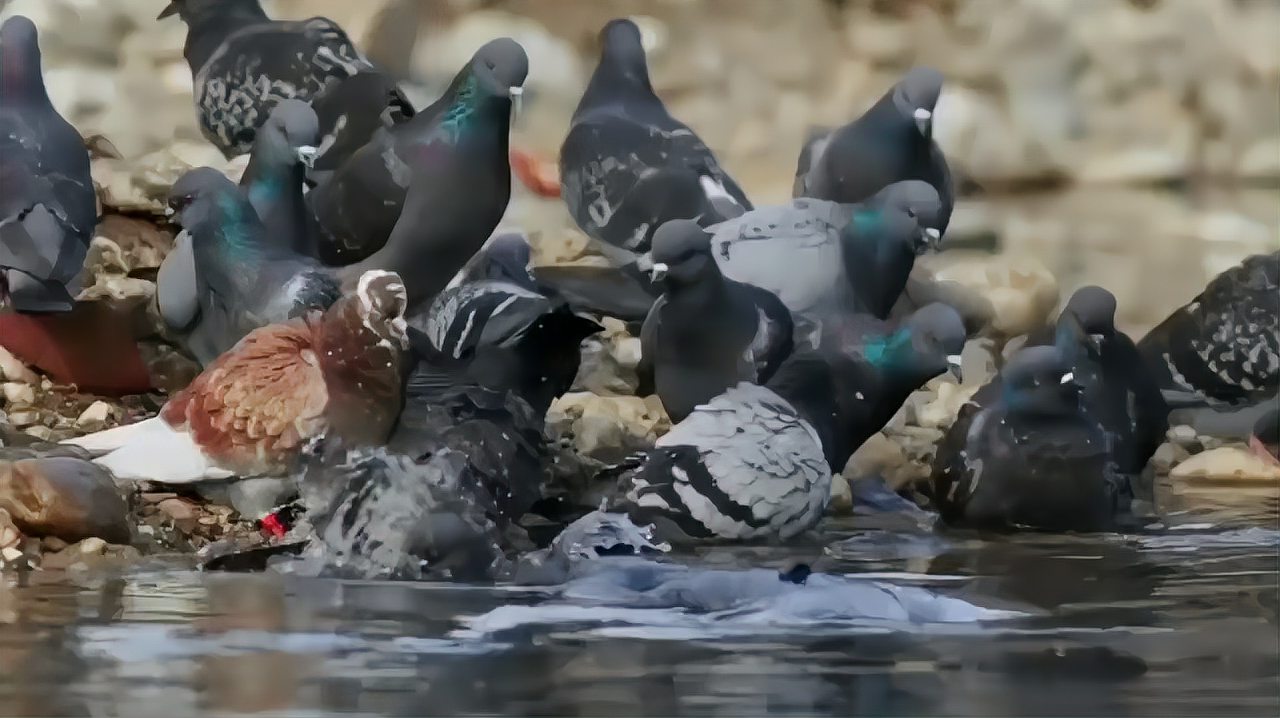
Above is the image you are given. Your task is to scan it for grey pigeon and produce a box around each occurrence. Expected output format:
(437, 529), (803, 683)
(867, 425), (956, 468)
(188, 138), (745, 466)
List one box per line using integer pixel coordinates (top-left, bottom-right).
(1027, 286), (1169, 475)
(0, 16), (96, 312)
(305, 68), (416, 188)
(309, 39), (528, 309)
(560, 19), (751, 265)
(711, 181), (943, 344)
(931, 345), (1130, 532)
(636, 219), (793, 422)
(1138, 251), (1279, 412)
(159, 0), (372, 157)
(795, 67), (955, 235)
(158, 167), (341, 365)
(238, 99), (320, 256)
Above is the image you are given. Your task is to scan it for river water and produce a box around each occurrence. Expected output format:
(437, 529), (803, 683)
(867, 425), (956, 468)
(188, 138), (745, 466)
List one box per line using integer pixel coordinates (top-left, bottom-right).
(1, 474), (1276, 717)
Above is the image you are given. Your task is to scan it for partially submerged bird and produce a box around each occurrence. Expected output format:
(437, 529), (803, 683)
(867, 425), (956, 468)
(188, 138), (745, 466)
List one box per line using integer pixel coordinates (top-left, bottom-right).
(637, 220), (793, 422)
(65, 271), (409, 484)
(932, 345), (1129, 532)
(159, 0), (373, 157)
(307, 38), (528, 279)
(794, 67), (954, 236)
(560, 19), (751, 265)
(0, 15), (97, 313)
(156, 167), (341, 366)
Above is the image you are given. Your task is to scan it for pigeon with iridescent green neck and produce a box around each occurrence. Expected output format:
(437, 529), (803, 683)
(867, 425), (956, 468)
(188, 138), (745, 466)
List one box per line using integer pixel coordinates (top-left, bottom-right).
(308, 38), (528, 296)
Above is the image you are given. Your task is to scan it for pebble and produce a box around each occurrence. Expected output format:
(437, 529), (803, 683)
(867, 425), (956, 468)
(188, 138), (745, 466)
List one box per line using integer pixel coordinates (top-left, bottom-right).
(78, 537), (107, 555)
(1167, 424), (1199, 446)
(2, 382), (35, 406)
(7, 410), (41, 428)
(156, 497), (199, 522)
(0, 346), (39, 385)
(75, 401), (114, 431)
(0, 457), (132, 544)
(1169, 447), (1280, 482)
(0, 508), (22, 550)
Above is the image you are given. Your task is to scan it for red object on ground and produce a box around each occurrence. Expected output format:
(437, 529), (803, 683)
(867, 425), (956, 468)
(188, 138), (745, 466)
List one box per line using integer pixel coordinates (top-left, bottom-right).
(0, 302), (153, 395)
(509, 147), (561, 198)
(258, 511), (289, 538)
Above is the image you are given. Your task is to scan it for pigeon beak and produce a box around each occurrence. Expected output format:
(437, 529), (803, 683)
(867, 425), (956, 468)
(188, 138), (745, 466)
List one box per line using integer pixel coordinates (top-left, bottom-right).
(295, 145), (319, 168)
(1087, 332), (1106, 353)
(924, 227), (942, 250)
(913, 107), (932, 138)
(508, 86), (523, 121)
(648, 262), (669, 283)
(634, 253), (654, 272)
(156, 2), (180, 20)
(946, 353), (963, 383)
(1060, 371), (1075, 386)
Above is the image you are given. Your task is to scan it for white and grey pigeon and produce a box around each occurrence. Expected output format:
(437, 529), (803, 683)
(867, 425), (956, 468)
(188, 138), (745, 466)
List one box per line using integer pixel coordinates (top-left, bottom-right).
(0, 15), (97, 313)
(711, 181), (943, 345)
(636, 220), (793, 422)
(1138, 250), (1279, 412)
(157, 167), (340, 366)
(158, 0), (373, 157)
(794, 67), (955, 236)
(559, 18), (751, 266)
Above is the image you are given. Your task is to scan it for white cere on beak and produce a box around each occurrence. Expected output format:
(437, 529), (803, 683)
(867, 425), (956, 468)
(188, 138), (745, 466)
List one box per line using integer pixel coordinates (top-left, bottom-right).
(648, 262), (669, 282)
(509, 86), (523, 119)
(1060, 372), (1075, 385)
(924, 227), (942, 245)
(295, 145), (319, 168)
(913, 107), (932, 136)
(634, 253), (655, 272)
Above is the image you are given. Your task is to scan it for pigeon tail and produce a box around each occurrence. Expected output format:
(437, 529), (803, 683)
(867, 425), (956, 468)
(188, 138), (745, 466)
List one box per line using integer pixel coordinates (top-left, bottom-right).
(65, 417), (235, 483)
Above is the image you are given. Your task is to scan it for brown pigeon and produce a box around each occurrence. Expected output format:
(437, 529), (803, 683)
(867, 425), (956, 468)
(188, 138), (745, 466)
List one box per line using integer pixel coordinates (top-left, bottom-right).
(64, 270), (409, 483)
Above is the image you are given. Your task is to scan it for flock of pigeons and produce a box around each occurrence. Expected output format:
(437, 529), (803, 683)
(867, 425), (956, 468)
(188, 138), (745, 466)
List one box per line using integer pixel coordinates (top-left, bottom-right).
(1, 1), (1278, 579)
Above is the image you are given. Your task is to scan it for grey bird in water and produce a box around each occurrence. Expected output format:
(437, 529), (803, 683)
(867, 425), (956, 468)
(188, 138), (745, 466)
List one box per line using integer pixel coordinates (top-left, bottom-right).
(0, 16), (97, 313)
(794, 67), (954, 236)
(636, 219), (793, 422)
(157, 167), (340, 366)
(560, 19), (751, 266)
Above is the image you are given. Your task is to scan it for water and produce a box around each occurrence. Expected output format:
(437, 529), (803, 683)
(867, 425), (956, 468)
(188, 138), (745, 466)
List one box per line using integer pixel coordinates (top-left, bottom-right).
(1, 478), (1276, 717)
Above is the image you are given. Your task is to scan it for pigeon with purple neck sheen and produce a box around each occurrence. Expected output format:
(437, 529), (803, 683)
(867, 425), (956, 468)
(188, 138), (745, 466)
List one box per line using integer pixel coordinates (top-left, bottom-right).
(64, 271), (410, 484)
(795, 67), (954, 236)
(0, 15), (97, 313)
(158, 0), (373, 158)
(308, 38), (528, 286)
(560, 19), (751, 266)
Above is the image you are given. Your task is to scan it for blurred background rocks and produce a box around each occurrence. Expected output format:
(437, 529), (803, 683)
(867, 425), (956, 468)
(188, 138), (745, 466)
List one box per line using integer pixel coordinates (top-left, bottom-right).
(2, 0), (1278, 334)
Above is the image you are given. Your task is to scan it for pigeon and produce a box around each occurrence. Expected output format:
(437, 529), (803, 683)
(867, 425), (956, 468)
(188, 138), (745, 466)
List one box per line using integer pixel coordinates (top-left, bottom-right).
(1027, 286), (1169, 475)
(559, 18), (751, 265)
(531, 262), (658, 324)
(1138, 250), (1279, 410)
(307, 38), (528, 277)
(636, 220), (793, 422)
(794, 67), (954, 235)
(156, 167), (342, 366)
(158, 0), (373, 157)
(710, 181), (943, 344)
(64, 271), (410, 484)
(0, 15), (97, 313)
(305, 68), (415, 188)
(238, 99), (321, 256)
(931, 345), (1129, 532)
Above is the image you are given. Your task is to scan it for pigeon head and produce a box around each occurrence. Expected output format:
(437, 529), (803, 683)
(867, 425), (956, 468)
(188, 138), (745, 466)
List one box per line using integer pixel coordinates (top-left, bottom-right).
(0, 15), (46, 103)
(1000, 346), (1083, 418)
(1061, 285), (1117, 339)
(649, 219), (715, 287)
(863, 303), (966, 382)
(873, 180), (944, 251)
(479, 232), (534, 282)
(891, 67), (944, 139)
(157, 0), (266, 23)
(598, 18), (651, 85)
(468, 38), (529, 100)
(258, 99), (320, 166)
(355, 270), (410, 351)
(167, 167), (240, 228)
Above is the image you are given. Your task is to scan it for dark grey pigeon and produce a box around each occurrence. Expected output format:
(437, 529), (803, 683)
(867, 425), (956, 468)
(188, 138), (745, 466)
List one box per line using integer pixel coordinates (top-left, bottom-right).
(1026, 286), (1169, 475)
(636, 220), (793, 422)
(0, 16), (96, 313)
(305, 68), (416, 188)
(560, 19), (751, 265)
(158, 0), (372, 158)
(795, 67), (955, 235)
(931, 345), (1129, 532)
(1138, 251), (1279, 411)
(309, 38), (528, 296)
(712, 181), (942, 345)
(239, 99), (320, 256)
(158, 167), (341, 365)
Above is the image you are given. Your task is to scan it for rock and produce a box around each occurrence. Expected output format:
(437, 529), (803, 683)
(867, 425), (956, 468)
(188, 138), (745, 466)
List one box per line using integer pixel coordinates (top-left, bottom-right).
(6, 411), (41, 428)
(0, 457), (131, 544)
(547, 392), (669, 464)
(40, 538), (141, 571)
(573, 318), (639, 396)
(844, 433), (908, 480)
(1167, 424), (1200, 447)
(1, 383), (35, 407)
(78, 536), (107, 555)
(912, 380), (979, 430)
(906, 253), (1059, 339)
(1150, 441), (1191, 474)
(156, 497), (199, 522)
(0, 508), (22, 550)
(1170, 447), (1280, 482)
(827, 475), (853, 515)
(75, 401), (114, 431)
(0, 346), (39, 385)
